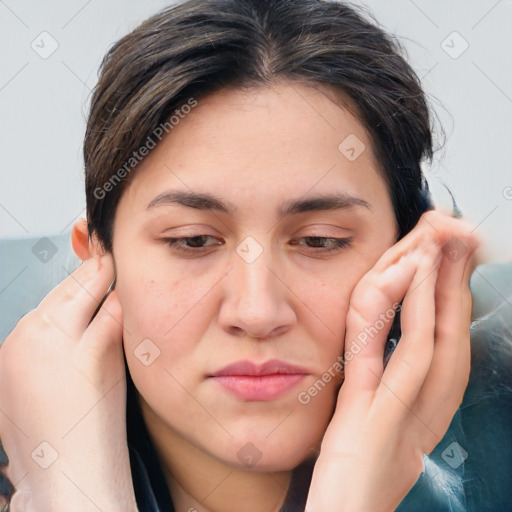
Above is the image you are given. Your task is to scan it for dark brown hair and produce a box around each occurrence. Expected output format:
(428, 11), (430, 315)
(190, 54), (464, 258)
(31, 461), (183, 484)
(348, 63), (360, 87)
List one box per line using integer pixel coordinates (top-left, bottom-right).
(84, 0), (436, 252)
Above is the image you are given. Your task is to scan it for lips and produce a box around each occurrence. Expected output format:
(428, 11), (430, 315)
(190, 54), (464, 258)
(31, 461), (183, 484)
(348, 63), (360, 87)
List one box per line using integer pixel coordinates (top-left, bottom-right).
(209, 359), (308, 401)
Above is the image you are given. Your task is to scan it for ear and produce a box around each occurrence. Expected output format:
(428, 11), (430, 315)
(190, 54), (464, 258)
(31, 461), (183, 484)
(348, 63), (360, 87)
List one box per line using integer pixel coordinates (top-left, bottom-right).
(71, 218), (105, 261)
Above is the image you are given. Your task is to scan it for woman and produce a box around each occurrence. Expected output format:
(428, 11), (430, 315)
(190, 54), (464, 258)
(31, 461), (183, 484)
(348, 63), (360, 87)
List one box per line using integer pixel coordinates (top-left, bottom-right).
(0, 1), (481, 510)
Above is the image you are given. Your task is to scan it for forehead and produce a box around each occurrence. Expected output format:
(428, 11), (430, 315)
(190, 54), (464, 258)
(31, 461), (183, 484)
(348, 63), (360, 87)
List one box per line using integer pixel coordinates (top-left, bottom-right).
(117, 81), (389, 217)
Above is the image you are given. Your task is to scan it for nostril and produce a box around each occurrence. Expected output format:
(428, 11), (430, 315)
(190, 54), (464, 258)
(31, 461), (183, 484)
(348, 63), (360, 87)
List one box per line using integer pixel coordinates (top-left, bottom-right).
(228, 326), (245, 337)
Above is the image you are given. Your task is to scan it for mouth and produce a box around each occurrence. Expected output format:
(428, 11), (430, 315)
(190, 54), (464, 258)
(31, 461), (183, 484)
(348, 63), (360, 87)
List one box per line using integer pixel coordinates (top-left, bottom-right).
(209, 359), (308, 401)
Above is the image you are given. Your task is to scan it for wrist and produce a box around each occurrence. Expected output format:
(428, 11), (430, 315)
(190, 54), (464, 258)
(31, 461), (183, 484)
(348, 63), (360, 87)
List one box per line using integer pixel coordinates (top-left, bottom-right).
(7, 455), (138, 512)
(306, 454), (396, 512)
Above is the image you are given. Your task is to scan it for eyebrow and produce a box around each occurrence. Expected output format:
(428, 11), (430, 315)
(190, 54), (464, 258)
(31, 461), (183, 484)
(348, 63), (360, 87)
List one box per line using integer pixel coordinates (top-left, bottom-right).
(145, 190), (371, 217)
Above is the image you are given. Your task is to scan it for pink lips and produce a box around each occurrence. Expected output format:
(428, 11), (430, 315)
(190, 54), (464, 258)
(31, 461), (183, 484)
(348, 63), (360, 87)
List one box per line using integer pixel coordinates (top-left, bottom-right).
(210, 359), (307, 401)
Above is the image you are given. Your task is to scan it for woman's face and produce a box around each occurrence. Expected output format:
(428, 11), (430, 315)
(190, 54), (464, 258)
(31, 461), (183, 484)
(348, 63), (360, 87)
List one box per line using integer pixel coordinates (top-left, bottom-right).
(112, 81), (397, 471)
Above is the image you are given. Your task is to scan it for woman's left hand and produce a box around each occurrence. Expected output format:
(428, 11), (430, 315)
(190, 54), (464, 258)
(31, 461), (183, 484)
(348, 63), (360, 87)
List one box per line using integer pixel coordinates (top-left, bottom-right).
(305, 209), (481, 512)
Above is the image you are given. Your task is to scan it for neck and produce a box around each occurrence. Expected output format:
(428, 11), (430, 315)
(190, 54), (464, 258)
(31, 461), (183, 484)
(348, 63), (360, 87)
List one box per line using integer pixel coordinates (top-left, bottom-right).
(168, 465), (290, 512)
(139, 399), (294, 512)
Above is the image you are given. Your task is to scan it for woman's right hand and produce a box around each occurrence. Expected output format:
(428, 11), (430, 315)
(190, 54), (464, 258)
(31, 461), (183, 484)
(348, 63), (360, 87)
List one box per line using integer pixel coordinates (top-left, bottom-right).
(0, 252), (138, 512)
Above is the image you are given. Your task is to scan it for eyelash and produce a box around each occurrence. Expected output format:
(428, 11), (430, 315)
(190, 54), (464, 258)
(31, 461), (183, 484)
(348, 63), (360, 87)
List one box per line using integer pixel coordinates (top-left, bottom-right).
(161, 235), (353, 254)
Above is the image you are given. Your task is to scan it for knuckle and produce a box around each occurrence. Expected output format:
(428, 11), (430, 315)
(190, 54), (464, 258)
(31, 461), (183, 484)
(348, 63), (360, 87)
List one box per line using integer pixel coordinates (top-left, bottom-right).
(3, 310), (38, 347)
(0, 312), (40, 372)
(417, 211), (480, 257)
(350, 279), (380, 310)
(32, 308), (58, 332)
(349, 280), (395, 325)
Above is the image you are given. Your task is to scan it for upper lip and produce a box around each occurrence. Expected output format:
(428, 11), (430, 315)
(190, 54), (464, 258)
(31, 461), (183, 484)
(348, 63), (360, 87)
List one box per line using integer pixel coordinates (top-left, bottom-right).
(210, 359), (309, 377)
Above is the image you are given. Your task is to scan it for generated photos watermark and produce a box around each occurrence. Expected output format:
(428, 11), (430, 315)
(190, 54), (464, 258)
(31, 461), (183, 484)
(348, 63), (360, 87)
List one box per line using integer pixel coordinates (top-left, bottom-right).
(93, 97), (198, 200)
(297, 301), (402, 405)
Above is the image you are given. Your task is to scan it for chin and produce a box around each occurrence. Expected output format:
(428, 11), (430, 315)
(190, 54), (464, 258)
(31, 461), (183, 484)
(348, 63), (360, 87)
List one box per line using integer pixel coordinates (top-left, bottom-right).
(210, 429), (321, 473)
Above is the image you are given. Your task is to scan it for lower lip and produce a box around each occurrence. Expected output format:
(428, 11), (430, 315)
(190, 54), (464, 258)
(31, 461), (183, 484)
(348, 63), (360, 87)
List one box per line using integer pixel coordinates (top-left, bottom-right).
(211, 374), (305, 401)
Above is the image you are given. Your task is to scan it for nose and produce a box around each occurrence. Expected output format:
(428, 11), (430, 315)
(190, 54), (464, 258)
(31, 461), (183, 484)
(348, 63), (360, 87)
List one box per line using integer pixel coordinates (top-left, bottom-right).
(217, 239), (295, 340)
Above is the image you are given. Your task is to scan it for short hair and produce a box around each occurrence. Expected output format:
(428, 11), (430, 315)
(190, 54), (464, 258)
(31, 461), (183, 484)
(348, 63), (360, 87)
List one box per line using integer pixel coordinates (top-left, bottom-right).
(84, 0), (436, 252)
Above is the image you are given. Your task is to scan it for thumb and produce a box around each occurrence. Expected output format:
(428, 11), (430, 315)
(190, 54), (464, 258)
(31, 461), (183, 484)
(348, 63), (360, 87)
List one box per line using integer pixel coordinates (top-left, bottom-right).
(82, 288), (124, 358)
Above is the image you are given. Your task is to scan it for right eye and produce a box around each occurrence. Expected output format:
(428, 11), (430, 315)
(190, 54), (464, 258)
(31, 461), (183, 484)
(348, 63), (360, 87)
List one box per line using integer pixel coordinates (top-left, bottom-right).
(161, 235), (223, 254)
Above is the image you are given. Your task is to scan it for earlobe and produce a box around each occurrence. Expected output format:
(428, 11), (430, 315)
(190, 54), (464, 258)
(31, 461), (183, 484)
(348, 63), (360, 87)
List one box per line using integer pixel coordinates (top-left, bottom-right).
(71, 218), (104, 261)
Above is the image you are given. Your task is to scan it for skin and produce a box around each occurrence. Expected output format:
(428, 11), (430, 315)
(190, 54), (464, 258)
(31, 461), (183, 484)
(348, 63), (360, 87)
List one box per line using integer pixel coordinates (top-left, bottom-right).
(110, 81), (397, 512)
(0, 81), (480, 512)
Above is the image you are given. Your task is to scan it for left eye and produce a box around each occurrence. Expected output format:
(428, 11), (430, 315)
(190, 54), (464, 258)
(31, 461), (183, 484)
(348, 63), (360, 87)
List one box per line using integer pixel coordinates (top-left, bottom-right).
(291, 236), (353, 252)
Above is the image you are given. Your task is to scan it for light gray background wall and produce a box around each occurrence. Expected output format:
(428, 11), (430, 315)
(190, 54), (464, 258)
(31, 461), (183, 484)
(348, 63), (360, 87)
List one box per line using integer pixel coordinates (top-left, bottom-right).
(1, 0), (511, 262)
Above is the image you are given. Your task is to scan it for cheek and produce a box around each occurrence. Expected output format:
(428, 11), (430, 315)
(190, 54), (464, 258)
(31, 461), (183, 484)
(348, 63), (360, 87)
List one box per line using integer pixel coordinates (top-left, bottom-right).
(118, 268), (215, 420)
(117, 269), (211, 350)
(289, 258), (374, 343)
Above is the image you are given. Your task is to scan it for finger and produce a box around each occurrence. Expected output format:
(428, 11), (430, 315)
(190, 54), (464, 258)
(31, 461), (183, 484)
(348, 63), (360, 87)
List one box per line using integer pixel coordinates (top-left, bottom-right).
(414, 233), (478, 431)
(326, 243), (440, 457)
(337, 212), (476, 406)
(82, 289), (124, 352)
(342, 247), (422, 394)
(37, 253), (116, 339)
(78, 290), (125, 387)
(378, 240), (440, 414)
(370, 210), (477, 275)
